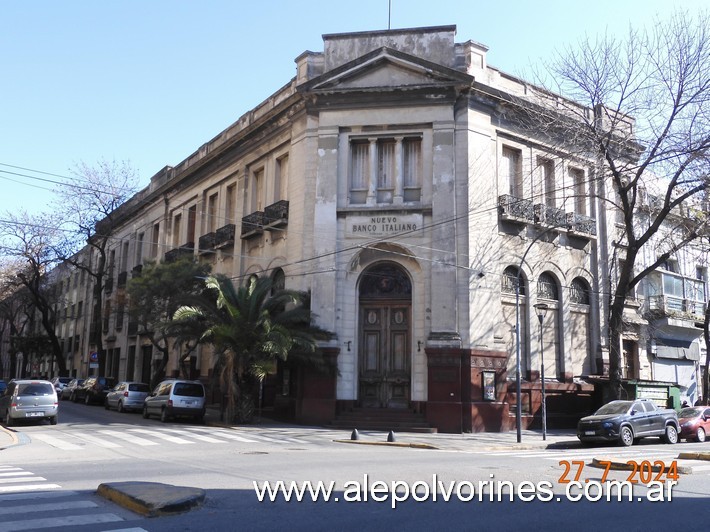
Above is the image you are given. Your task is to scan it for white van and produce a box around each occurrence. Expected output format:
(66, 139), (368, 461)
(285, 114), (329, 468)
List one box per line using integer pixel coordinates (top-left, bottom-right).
(142, 379), (206, 423)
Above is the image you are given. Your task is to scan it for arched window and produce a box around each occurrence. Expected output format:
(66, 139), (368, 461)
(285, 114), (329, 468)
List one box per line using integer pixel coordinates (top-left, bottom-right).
(570, 278), (590, 305)
(502, 266), (525, 295)
(537, 272), (558, 300)
(271, 268), (285, 296)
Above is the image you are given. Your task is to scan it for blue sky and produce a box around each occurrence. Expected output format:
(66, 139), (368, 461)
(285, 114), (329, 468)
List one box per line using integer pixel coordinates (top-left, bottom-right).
(1, 0), (704, 216)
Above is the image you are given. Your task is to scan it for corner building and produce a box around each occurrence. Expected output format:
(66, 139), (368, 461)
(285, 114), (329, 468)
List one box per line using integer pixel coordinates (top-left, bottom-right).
(92, 26), (603, 432)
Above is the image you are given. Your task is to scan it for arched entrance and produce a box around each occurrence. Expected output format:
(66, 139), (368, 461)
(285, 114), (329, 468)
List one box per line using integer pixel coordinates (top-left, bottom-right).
(358, 262), (412, 409)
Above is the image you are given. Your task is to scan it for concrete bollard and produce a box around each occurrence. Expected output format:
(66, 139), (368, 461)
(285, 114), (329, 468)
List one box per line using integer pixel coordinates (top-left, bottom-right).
(351, 429), (359, 441)
(387, 430), (396, 442)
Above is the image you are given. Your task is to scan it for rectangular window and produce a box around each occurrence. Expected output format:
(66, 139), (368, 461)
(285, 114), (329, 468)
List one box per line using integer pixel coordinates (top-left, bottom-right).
(252, 169), (264, 212)
(502, 147), (522, 198)
(539, 158), (555, 207)
(187, 205), (196, 245)
(275, 155), (289, 202)
(377, 139), (395, 203)
(172, 214), (182, 248)
(225, 184), (236, 225)
(570, 168), (586, 215)
(207, 194), (218, 233)
(151, 223), (160, 258)
(121, 241), (129, 271)
(136, 232), (144, 264)
(403, 137), (421, 202)
(350, 140), (370, 204)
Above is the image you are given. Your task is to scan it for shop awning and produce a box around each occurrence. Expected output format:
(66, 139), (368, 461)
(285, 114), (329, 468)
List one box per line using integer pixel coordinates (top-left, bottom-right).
(654, 337), (701, 361)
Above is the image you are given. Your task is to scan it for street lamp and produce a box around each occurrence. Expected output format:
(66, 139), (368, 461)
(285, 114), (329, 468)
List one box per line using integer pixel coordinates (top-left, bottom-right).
(533, 302), (549, 441)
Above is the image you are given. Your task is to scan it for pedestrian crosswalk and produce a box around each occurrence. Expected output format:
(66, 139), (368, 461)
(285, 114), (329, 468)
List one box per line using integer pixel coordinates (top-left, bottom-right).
(0, 465), (147, 531)
(28, 426), (314, 451)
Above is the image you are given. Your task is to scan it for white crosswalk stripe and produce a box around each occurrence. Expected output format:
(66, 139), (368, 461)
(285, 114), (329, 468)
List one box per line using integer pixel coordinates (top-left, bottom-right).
(128, 428), (195, 444)
(0, 467), (144, 531)
(97, 429), (159, 446)
(27, 425), (321, 450)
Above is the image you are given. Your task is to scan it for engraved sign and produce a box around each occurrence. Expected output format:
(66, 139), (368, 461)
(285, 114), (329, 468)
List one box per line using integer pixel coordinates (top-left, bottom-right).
(347, 214), (423, 237)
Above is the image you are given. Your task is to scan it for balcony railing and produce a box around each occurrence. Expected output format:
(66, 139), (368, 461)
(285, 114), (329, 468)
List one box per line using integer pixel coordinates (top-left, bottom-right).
(648, 295), (706, 319)
(498, 195), (534, 223)
(566, 212), (597, 236)
(164, 243), (194, 263)
(264, 200), (289, 229)
(132, 264), (143, 277)
(533, 203), (567, 228)
(214, 224), (235, 249)
(241, 211), (264, 238)
(198, 232), (216, 254)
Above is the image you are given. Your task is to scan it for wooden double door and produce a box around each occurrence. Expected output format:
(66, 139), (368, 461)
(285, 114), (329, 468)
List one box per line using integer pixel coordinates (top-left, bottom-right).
(358, 302), (411, 409)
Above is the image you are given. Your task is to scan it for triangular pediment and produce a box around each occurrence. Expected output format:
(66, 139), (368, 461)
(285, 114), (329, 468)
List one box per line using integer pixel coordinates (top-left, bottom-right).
(299, 47), (473, 94)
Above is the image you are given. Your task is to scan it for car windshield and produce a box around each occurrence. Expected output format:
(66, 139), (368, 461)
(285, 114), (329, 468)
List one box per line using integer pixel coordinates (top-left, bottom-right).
(594, 402), (632, 415)
(18, 383), (54, 396)
(58, 377), (72, 384)
(679, 407), (702, 418)
(129, 383), (150, 392)
(173, 383), (204, 397)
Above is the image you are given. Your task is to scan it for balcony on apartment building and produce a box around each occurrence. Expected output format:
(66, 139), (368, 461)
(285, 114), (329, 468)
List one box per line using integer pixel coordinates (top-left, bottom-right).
(498, 194), (597, 237)
(198, 232), (217, 255)
(164, 242), (195, 263)
(645, 271), (707, 328)
(241, 200), (290, 239)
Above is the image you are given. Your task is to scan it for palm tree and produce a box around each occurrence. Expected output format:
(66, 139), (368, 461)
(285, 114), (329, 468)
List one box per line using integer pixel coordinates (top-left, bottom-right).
(172, 274), (331, 423)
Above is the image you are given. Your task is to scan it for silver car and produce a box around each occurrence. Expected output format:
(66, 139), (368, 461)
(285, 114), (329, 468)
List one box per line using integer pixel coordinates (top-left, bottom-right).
(105, 381), (150, 413)
(0, 380), (59, 426)
(143, 379), (206, 423)
(60, 378), (84, 400)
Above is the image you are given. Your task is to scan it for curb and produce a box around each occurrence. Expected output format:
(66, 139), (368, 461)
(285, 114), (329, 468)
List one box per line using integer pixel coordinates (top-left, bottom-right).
(590, 457), (693, 475)
(333, 439), (439, 450)
(0, 426), (19, 449)
(677, 451), (710, 461)
(97, 482), (206, 517)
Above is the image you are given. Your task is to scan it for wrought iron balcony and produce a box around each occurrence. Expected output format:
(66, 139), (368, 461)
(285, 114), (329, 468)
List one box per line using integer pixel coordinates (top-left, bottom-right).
(164, 243), (194, 263)
(533, 203), (567, 228)
(132, 264), (143, 277)
(198, 232), (216, 254)
(498, 195), (535, 223)
(566, 212), (597, 236)
(214, 224), (236, 249)
(241, 211), (264, 238)
(264, 200), (289, 229)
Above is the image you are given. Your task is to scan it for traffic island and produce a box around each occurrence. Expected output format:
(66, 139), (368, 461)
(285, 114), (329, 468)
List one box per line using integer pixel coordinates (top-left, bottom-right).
(333, 439), (439, 450)
(590, 457), (693, 475)
(97, 481), (206, 517)
(677, 451), (710, 461)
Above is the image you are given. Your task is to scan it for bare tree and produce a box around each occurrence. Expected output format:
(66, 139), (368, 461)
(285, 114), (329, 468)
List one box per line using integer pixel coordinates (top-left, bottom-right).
(517, 10), (710, 399)
(0, 212), (67, 374)
(54, 159), (139, 372)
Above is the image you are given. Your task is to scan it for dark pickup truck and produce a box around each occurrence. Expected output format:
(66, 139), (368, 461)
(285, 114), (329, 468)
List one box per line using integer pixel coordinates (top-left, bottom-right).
(577, 399), (680, 446)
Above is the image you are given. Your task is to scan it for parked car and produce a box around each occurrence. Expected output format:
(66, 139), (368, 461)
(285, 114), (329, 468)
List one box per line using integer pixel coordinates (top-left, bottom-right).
(678, 406), (710, 442)
(60, 378), (84, 401)
(577, 399), (680, 447)
(73, 376), (117, 405)
(143, 379), (206, 423)
(51, 376), (73, 394)
(0, 379), (58, 426)
(105, 381), (151, 413)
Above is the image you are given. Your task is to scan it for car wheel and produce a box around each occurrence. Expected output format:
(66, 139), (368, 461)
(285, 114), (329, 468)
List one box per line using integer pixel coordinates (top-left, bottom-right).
(160, 408), (170, 423)
(142, 405), (150, 419)
(619, 426), (633, 447)
(117, 401), (124, 414)
(696, 427), (706, 443)
(663, 424), (679, 444)
(4, 411), (13, 427)
(49, 415), (58, 426)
